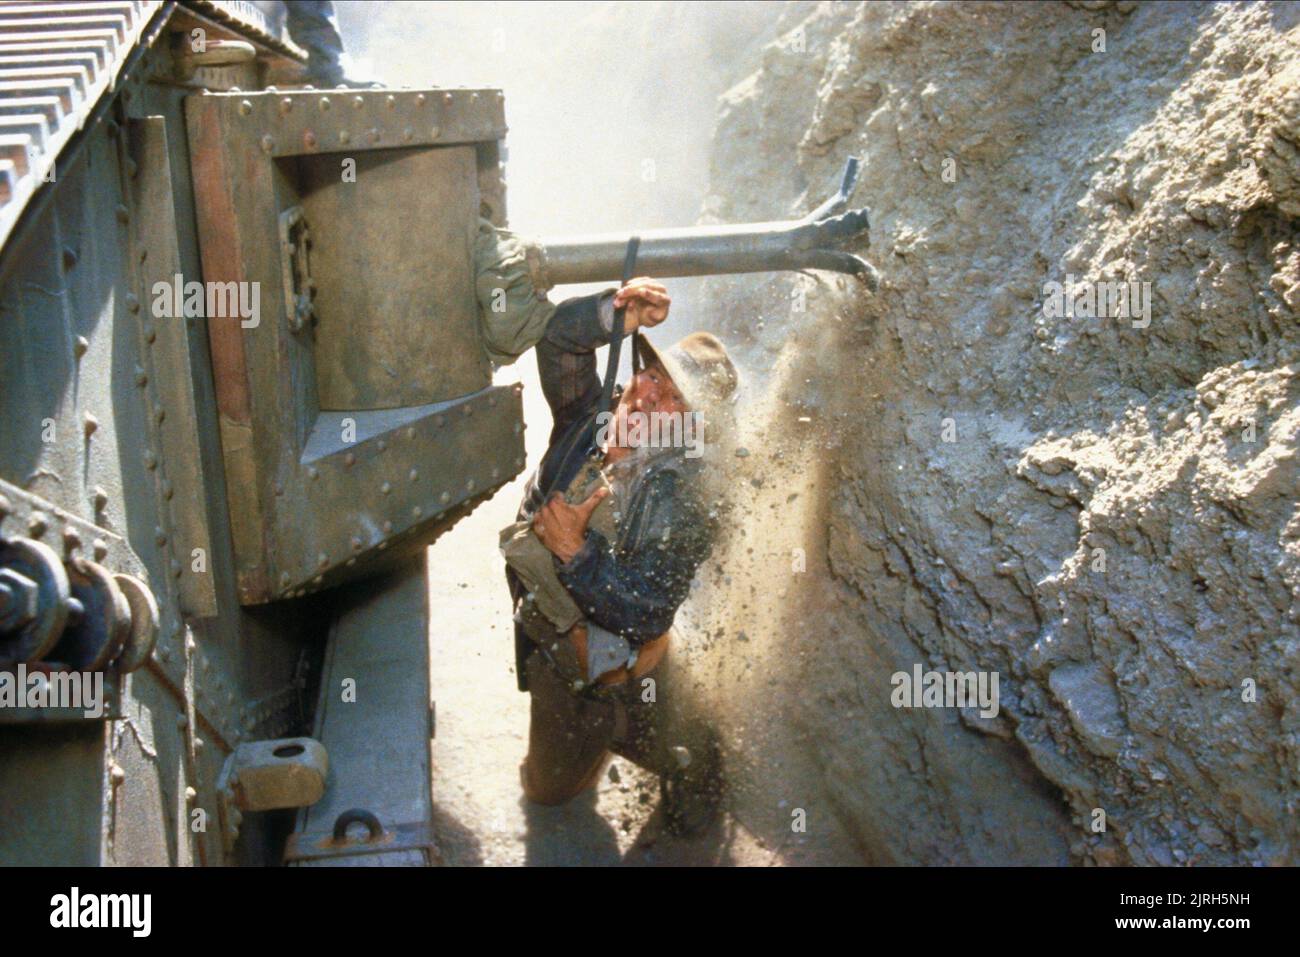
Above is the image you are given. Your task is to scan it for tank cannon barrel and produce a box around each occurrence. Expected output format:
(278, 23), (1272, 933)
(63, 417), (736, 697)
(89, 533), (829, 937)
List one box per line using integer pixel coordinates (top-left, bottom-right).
(537, 157), (879, 290)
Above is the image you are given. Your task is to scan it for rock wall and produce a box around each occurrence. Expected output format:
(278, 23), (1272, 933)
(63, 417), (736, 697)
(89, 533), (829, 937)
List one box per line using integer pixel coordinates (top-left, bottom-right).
(686, 0), (1300, 865)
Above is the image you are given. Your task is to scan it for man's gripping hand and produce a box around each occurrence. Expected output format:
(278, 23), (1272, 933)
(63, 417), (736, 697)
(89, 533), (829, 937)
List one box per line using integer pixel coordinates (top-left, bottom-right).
(614, 278), (670, 333)
(534, 487), (609, 564)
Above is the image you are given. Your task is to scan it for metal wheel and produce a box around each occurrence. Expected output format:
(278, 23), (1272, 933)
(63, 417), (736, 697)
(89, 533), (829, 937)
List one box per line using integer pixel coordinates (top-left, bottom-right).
(0, 536), (71, 663)
(51, 559), (131, 671)
(112, 573), (159, 673)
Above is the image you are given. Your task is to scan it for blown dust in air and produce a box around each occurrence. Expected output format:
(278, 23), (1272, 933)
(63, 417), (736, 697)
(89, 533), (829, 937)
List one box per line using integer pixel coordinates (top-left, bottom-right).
(342, 1), (857, 864)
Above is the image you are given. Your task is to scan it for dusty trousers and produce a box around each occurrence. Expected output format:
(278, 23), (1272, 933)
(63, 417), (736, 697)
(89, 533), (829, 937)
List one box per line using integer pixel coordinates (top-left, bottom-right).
(521, 640), (711, 806)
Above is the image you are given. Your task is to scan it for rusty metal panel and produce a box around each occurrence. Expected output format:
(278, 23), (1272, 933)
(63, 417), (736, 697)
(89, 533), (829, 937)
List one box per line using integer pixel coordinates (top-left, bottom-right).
(124, 114), (217, 617)
(300, 145), (485, 410)
(185, 87), (522, 605)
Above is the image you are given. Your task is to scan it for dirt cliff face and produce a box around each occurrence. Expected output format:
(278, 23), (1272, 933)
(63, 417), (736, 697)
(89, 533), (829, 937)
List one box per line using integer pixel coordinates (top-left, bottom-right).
(684, 0), (1300, 865)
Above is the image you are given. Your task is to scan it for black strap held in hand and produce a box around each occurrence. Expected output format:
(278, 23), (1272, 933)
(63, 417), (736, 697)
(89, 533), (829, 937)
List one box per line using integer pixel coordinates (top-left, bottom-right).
(601, 235), (641, 416)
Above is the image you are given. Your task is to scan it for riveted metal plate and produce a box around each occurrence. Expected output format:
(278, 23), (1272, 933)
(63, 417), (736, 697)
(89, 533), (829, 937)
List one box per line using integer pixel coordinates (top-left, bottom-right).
(185, 87), (522, 604)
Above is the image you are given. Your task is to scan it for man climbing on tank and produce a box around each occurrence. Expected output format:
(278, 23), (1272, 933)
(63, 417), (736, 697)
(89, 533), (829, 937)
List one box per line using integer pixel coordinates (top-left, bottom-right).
(486, 251), (738, 837)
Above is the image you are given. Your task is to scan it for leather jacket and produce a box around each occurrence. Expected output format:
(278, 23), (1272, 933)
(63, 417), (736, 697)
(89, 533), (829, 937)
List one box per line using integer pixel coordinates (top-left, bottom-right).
(508, 291), (717, 691)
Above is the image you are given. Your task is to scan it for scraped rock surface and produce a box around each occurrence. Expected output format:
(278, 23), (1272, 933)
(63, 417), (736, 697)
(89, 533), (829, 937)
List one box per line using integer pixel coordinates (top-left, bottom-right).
(683, 0), (1300, 865)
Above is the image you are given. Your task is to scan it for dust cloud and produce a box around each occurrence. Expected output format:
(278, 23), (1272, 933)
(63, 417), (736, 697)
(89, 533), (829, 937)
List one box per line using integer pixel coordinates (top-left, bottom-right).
(341, 2), (845, 863)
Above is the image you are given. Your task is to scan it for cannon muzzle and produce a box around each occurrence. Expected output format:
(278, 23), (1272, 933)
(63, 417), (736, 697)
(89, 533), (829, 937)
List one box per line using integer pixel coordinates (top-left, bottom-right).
(537, 157), (879, 291)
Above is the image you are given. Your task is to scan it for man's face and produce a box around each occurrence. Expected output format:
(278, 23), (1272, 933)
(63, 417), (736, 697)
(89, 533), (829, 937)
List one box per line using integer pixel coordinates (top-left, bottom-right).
(610, 360), (688, 449)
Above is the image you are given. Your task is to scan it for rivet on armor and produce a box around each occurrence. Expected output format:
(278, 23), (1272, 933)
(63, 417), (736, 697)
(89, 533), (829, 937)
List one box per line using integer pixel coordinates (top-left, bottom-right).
(110, 764), (126, 785)
(83, 412), (99, 436)
(308, 466), (319, 480)
(429, 125), (441, 139)
(304, 130), (318, 149)
(345, 452), (356, 467)
(339, 129), (350, 144)
(62, 527), (81, 553)
(405, 426), (416, 440)
(443, 92), (453, 103)
(412, 506), (423, 519)
(320, 96), (331, 111)
(377, 439), (387, 452)
(466, 479), (476, 492)
(381, 481), (391, 495)
(134, 366), (148, 386)
(368, 127), (379, 143)
(93, 487), (109, 509)
(260, 134), (274, 153)
(238, 99), (253, 115)
(92, 539), (108, 560)
(439, 491), (450, 504)
(386, 94), (396, 109)
(353, 95), (364, 109)
(463, 404), (473, 416)
(408, 468), (418, 482)
(280, 97), (293, 114)
(317, 553), (328, 568)
(416, 93), (426, 106)
(74, 335), (89, 357)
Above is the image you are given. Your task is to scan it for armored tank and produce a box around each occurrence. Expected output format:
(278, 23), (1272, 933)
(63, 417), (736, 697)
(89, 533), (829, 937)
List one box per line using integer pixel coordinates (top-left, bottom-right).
(0, 1), (871, 866)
